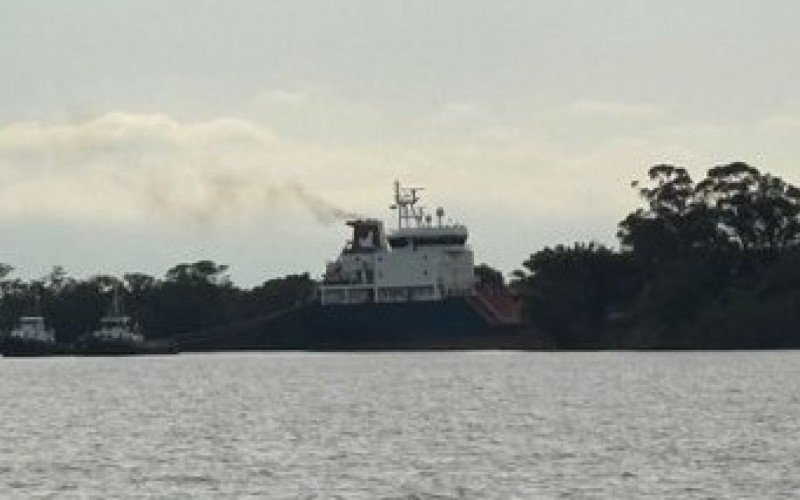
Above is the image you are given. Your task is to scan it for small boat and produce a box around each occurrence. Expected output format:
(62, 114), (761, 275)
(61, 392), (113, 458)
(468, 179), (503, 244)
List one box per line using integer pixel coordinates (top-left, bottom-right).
(76, 289), (176, 356)
(2, 298), (71, 356)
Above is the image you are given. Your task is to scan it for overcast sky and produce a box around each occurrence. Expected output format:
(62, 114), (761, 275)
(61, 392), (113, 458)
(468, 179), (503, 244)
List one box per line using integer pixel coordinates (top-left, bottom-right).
(2, 1), (800, 285)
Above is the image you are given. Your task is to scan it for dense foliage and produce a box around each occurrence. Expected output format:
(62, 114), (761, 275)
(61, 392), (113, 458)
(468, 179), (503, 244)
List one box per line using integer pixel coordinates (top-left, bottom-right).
(514, 162), (800, 349)
(0, 261), (314, 343)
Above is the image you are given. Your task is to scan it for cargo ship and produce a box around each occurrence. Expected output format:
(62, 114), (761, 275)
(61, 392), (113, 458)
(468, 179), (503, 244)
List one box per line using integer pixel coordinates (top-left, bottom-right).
(299, 181), (523, 348)
(175, 181), (527, 352)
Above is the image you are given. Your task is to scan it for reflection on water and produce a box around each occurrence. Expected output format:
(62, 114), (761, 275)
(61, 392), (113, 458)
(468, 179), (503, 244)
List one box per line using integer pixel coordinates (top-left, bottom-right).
(1, 351), (799, 498)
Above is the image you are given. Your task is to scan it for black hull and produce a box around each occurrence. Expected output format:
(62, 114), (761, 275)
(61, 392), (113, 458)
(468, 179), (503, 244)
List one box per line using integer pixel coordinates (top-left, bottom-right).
(301, 297), (517, 348)
(74, 339), (178, 356)
(180, 297), (526, 351)
(1, 339), (74, 357)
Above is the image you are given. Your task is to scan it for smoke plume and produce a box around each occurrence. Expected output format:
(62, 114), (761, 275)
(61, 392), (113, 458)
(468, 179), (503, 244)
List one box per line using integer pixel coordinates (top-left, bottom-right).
(0, 113), (363, 229)
(287, 183), (360, 224)
(143, 172), (360, 229)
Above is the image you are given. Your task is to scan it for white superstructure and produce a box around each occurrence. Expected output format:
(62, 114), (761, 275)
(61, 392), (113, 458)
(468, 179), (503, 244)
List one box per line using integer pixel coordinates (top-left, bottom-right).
(320, 181), (475, 305)
(91, 289), (144, 344)
(8, 316), (56, 343)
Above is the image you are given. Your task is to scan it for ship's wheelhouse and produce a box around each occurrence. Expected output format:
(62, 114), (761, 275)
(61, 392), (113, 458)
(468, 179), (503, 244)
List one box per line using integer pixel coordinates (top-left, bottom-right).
(20, 316), (46, 327)
(319, 182), (476, 306)
(11, 316), (55, 342)
(387, 234), (467, 248)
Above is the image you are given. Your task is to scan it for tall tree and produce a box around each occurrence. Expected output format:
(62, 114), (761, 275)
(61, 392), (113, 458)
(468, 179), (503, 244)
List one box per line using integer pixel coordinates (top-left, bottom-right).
(474, 263), (505, 289)
(166, 260), (231, 286)
(696, 162), (800, 252)
(619, 165), (702, 266)
(0, 263), (12, 280)
(517, 243), (640, 347)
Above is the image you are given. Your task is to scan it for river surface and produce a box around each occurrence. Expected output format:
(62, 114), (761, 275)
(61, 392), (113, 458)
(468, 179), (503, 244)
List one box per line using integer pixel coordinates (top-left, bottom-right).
(1, 352), (799, 498)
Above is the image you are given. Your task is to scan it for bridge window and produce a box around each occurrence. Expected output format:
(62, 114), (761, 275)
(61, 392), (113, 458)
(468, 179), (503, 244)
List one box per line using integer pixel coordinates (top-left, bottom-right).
(388, 235), (466, 248)
(388, 237), (410, 248)
(414, 236), (467, 246)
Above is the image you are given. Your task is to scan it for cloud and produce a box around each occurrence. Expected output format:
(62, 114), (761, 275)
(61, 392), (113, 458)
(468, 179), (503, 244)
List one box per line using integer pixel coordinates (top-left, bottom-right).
(433, 101), (482, 122)
(3, 107), (772, 243)
(11, 107), (790, 283)
(379, 123), (668, 227)
(756, 115), (800, 133)
(253, 87), (312, 107)
(569, 99), (662, 118)
(0, 110), (667, 229)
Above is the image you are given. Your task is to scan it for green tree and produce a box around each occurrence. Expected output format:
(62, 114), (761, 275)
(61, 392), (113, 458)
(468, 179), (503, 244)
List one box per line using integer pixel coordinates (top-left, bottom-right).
(516, 243), (640, 348)
(166, 260), (231, 286)
(696, 162), (800, 252)
(124, 273), (158, 294)
(474, 263), (505, 289)
(0, 263), (12, 280)
(249, 273), (314, 311)
(618, 164), (722, 268)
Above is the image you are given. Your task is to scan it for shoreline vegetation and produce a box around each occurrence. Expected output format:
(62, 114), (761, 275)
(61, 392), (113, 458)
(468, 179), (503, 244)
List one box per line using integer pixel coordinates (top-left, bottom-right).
(3, 162), (800, 351)
(514, 162), (800, 350)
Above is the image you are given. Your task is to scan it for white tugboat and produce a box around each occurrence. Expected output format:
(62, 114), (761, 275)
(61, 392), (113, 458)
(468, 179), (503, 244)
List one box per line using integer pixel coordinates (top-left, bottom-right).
(92, 304), (145, 345)
(2, 297), (68, 356)
(302, 181), (522, 347)
(78, 288), (167, 355)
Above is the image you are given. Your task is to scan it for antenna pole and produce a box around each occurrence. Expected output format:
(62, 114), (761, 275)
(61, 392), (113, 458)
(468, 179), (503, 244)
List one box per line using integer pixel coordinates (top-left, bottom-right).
(392, 180), (426, 229)
(394, 180), (401, 229)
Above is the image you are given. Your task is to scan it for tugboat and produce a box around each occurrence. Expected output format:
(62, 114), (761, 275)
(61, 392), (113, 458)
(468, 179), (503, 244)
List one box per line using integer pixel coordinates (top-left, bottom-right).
(302, 181), (523, 348)
(1, 298), (71, 357)
(77, 289), (175, 355)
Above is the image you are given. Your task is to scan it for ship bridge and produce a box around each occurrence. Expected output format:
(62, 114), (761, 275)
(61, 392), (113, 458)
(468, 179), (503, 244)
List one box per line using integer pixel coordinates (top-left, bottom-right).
(320, 181), (475, 306)
(387, 225), (468, 249)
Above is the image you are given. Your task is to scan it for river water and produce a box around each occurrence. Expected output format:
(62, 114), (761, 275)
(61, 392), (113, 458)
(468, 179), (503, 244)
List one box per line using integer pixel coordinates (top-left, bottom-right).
(1, 352), (798, 498)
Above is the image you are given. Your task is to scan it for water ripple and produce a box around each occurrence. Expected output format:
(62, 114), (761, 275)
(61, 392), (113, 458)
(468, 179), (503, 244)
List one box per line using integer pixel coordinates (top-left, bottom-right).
(1, 351), (799, 497)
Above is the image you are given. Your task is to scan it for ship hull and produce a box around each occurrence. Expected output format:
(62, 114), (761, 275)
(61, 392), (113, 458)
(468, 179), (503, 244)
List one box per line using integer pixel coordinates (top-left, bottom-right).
(176, 297), (530, 352)
(1, 338), (74, 357)
(300, 297), (522, 350)
(74, 339), (178, 356)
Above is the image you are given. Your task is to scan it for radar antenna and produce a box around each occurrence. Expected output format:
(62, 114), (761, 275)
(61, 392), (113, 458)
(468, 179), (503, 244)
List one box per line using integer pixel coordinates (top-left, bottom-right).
(391, 180), (427, 228)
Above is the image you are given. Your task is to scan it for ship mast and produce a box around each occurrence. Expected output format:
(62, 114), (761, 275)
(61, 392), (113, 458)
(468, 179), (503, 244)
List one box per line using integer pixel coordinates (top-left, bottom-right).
(391, 180), (425, 229)
(34, 292), (42, 317)
(110, 285), (124, 317)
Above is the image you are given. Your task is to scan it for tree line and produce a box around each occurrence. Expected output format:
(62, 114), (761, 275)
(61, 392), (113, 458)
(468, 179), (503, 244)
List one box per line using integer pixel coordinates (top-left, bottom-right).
(0, 260), (508, 345)
(513, 162), (800, 349)
(0, 262), (313, 343)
